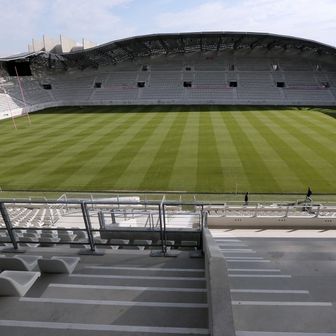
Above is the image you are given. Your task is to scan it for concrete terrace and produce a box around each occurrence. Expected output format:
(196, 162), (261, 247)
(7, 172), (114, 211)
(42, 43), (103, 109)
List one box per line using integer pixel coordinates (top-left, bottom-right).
(2, 229), (336, 335)
(0, 248), (208, 336)
(212, 229), (336, 335)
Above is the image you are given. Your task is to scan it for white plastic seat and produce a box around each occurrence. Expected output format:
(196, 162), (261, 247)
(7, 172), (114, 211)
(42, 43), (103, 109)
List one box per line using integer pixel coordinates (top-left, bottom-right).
(74, 231), (88, 240)
(38, 256), (80, 274)
(93, 237), (107, 244)
(123, 239), (152, 251)
(70, 238), (88, 249)
(0, 271), (40, 296)
(0, 255), (41, 271)
(39, 236), (60, 247)
(19, 237), (39, 248)
(58, 232), (77, 242)
(109, 239), (130, 250)
(151, 240), (175, 250)
(178, 241), (198, 250)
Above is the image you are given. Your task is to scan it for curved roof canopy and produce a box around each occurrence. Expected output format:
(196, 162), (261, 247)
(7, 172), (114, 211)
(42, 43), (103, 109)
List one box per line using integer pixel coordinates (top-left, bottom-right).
(1, 32), (336, 68)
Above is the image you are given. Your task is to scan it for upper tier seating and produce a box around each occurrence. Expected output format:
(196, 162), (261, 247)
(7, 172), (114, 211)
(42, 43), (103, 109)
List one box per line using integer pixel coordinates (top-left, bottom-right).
(0, 56), (335, 114)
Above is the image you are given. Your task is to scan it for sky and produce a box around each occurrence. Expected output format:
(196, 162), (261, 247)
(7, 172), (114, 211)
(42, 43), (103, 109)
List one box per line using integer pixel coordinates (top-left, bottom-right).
(0, 0), (335, 57)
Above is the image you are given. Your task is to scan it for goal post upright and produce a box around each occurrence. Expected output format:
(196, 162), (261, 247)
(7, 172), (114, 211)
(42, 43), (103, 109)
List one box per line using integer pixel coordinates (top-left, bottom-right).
(14, 65), (31, 125)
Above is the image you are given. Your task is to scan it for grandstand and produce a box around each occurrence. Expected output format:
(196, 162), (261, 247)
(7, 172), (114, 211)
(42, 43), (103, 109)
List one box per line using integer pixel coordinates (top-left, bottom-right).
(0, 32), (335, 120)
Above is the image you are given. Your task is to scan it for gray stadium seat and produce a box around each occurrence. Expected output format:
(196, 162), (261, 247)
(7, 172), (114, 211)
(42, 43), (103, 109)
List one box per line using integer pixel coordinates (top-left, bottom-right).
(38, 256), (80, 274)
(0, 255), (42, 271)
(0, 271), (40, 296)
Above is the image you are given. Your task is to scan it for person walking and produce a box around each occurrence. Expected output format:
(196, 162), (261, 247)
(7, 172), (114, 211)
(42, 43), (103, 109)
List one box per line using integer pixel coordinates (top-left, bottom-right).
(244, 192), (249, 206)
(305, 187), (312, 202)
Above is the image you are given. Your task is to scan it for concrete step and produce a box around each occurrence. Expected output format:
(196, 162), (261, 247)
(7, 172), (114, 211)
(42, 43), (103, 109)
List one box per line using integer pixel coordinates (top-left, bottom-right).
(46, 274), (206, 289)
(0, 324), (209, 336)
(0, 250), (209, 336)
(42, 284), (207, 303)
(80, 265), (205, 277)
(0, 298), (208, 329)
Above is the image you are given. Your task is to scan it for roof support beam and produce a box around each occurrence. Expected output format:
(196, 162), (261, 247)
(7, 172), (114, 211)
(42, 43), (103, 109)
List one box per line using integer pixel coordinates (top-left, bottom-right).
(250, 36), (268, 49)
(233, 35), (245, 49)
(216, 36), (222, 52)
(158, 38), (170, 55)
(179, 37), (186, 53)
(114, 43), (135, 60)
(266, 40), (282, 51)
(137, 40), (152, 56)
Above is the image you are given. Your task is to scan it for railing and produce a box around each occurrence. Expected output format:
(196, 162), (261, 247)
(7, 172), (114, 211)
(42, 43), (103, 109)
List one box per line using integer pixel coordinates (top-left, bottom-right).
(202, 202), (336, 218)
(1, 197), (336, 254)
(0, 198), (205, 255)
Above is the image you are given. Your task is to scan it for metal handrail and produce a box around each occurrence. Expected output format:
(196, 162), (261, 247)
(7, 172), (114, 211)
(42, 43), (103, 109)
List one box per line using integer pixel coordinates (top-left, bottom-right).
(1, 197), (336, 253)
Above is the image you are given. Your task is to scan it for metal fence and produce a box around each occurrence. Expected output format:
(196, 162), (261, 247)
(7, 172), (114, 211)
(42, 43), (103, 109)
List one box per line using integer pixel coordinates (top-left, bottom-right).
(1, 196), (335, 254)
(0, 198), (206, 255)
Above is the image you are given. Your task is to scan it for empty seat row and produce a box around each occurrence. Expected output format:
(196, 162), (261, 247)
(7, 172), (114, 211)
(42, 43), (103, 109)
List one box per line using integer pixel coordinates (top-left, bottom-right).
(0, 254), (80, 273)
(107, 239), (198, 250)
(0, 255), (80, 297)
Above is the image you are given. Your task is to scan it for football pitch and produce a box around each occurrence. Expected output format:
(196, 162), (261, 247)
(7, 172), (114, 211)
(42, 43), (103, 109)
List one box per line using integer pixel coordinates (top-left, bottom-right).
(0, 105), (335, 194)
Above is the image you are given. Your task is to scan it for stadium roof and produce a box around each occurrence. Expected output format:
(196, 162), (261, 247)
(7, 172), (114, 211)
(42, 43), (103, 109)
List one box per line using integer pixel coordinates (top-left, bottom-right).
(1, 32), (336, 68)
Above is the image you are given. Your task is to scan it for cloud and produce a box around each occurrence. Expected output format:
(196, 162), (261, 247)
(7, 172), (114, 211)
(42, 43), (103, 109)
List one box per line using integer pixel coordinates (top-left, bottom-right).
(0, 0), (134, 56)
(49, 0), (136, 43)
(0, 0), (45, 56)
(156, 0), (336, 46)
(0, 0), (335, 57)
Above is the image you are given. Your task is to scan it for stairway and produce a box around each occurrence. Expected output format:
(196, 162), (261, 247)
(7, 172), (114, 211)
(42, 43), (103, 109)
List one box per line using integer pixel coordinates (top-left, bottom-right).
(0, 249), (209, 336)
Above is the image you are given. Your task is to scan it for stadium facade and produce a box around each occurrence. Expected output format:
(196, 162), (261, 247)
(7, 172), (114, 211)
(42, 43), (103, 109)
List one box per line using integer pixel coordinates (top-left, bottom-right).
(0, 31), (335, 120)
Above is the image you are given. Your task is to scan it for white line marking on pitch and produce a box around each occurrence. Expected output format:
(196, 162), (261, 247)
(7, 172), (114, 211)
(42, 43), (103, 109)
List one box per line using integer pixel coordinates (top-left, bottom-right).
(49, 283), (207, 292)
(20, 297), (208, 308)
(0, 320), (209, 335)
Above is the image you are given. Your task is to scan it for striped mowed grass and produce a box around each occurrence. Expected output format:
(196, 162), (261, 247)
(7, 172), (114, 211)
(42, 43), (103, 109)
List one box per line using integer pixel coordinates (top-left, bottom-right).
(0, 105), (335, 193)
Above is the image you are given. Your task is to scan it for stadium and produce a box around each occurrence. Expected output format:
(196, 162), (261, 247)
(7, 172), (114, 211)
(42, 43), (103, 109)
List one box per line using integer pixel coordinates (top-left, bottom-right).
(0, 32), (335, 194)
(0, 30), (335, 336)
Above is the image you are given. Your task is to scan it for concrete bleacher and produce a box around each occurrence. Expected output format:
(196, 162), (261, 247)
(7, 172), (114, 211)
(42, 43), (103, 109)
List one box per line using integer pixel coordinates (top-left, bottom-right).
(92, 87), (138, 101)
(0, 88), (24, 121)
(278, 58), (315, 71)
(237, 72), (282, 101)
(235, 57), (272, 71)
(89, 71), (138, 101)
(140, 71), (183, 100)
(0, 247), (209, 335)
(4, 79), (53, 105)
(49, 75), (93, 102)
(1, 196), (336, 334)
(104, 71), (136, 86)
(6, 205), (62, 228)
(283, 87), (334, 102)
(194, 63), (226, 71)
(0, 55), (335, 116)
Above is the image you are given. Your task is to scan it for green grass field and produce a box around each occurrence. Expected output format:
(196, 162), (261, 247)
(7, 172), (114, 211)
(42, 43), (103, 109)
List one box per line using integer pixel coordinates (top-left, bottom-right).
(0, 106), (335, 194)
